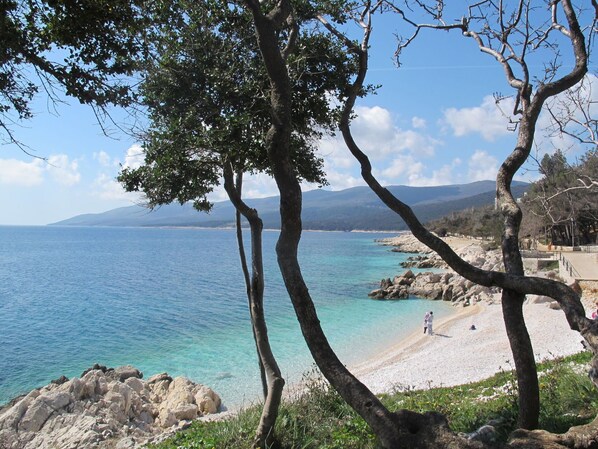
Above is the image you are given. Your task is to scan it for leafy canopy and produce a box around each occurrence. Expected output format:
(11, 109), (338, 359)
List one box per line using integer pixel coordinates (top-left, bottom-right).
(119, 0), (362, 211)
(1, 0), (152, 144)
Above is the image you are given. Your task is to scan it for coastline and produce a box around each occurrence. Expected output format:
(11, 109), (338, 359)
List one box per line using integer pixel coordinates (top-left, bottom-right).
(352, 298), (586, 394)
(352, 233), (591, 394)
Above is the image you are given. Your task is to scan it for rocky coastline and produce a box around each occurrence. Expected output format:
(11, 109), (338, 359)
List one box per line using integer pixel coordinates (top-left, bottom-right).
(0, 365), (221, 449)
(370, 235), (503, 304)
(370, 233), (588, 311)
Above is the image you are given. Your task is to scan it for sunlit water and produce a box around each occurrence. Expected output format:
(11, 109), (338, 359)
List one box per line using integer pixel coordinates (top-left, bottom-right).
(0, 226), (453, 408)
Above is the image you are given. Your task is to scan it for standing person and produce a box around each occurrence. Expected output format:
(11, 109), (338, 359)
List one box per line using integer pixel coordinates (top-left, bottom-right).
(423, 311), (430, 333)
(427, 311), (434, 336)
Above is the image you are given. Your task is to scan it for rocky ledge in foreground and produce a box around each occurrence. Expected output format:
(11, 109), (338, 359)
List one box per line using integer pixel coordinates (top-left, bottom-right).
(0, 364), (222, 449)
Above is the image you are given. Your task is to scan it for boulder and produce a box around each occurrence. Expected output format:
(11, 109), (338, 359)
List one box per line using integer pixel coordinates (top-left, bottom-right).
(195, 386), (221, 415)
(125, 377), (145, 395)
(146, 373), (173, 385)
(173, 404), (198, 421)
(0, 366), (222, 449)
(0, 392), (38, 431)
(18, 400), (54, 432)
(112, 365), (143, 382)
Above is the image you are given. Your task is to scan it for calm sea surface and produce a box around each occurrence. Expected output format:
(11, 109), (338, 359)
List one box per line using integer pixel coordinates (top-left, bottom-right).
(0, 226), (452, 407)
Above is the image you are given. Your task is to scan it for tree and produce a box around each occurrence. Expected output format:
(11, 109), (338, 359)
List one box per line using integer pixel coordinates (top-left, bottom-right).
(1, 0), (152, 152)
(245, 0), (598, 447)
(117, 2), (356, 446)
(522, 149), (598, 245)
(243, 1), (445, 448)
(334, 0), (597, 435)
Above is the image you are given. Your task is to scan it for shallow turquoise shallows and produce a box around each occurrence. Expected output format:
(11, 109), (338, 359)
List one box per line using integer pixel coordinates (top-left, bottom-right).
(0, 226), (453, 408)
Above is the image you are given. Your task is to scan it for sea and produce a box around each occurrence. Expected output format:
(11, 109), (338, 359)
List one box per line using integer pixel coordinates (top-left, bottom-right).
(0, 226), (453, 408)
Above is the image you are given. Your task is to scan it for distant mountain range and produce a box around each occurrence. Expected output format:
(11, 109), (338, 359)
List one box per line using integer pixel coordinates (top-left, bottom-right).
(51, 180), (530, 231)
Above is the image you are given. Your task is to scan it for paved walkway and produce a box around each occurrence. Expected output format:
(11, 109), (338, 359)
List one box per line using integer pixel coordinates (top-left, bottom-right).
(558, 251), (598, 281)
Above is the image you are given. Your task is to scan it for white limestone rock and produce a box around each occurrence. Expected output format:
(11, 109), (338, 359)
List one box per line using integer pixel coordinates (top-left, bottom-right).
(0, 366), (222, 449)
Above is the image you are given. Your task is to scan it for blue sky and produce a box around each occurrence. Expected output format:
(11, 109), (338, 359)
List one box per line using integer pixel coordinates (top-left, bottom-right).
(1, 7), (595, 225)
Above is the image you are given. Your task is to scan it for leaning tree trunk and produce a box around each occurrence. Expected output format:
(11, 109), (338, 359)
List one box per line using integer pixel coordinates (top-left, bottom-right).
(234, 190), (268, 400)
(242, 3), (480, 448)
(496, 118), (541, 429)
(244, 0), (598, 447)
(224, 166), (285, 449)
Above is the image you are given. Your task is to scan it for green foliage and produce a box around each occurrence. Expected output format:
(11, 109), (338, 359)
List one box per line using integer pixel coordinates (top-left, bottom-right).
(521, 149), (598, 245)
(1, 0), (150, 138)
(427, 205), (503, 242)
(119, 0), (361, 211)
(149, 353), (598, 448)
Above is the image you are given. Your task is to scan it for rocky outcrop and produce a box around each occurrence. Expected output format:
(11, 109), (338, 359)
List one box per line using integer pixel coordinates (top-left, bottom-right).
(377, 234), (434, 254)
(369, 270), (500, 304)
(0, 365), (221, 449)
(370, 241), (503, 304)
(400, 255), (447, 269)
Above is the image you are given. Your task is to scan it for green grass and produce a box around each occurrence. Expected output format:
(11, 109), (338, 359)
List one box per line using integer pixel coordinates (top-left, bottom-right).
(148, 352), (598, 449)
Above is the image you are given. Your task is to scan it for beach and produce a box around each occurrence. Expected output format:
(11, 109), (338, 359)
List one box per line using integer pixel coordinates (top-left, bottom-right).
(352, 300), (587, 393)
(353, 234), (593, 394)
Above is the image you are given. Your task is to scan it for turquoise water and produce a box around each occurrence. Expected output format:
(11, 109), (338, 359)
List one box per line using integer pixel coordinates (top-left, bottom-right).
(0, 226), (453, 407)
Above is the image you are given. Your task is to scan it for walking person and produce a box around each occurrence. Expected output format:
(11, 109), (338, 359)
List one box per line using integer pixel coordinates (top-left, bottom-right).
(426, 311), (434, 336)
(423, 311), (430, 334)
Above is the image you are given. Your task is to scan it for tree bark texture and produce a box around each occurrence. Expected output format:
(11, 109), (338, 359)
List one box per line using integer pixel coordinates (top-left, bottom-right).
(234, 179), (268, 400)
(224, 165), (284, 449)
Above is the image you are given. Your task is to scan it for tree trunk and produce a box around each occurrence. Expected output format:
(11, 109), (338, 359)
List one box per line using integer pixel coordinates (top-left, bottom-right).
(501, 290), (539, 429)
(240, 4), (487, 448)
(247, 216), (285, 449)
(235, 206), (268, 400)
(496, 111), (541, 428)
(224, 167), (285, 449)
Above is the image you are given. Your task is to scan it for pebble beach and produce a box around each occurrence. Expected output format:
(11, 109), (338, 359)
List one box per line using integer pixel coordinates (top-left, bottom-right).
(353, 234), (594, 394)
(353, 300), (586, 393)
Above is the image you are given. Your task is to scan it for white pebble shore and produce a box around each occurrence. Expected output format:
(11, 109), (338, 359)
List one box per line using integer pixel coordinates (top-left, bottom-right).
(352, 300), (588, 393)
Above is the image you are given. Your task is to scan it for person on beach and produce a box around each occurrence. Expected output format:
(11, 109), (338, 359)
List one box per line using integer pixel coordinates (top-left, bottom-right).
(427, 311), (434, 335)
(423, 311), (431, 333)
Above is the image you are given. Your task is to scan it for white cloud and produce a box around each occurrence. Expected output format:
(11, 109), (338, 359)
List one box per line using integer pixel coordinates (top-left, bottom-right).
(412, 116), (426, 129)
(316, 169), (364, 191)
(351, 106), (441, 158)
(92, 173), (141, 202)
(122, 144), (145, 170)
(375, 155), (458, 187)
(318, 136), (356, 170)
(313, 106), (445, 190)
(378, 157), (410, 180)
(241, 173), (279, 199)
(0, 159), (44, 186)
(468, 150), (499, 181)
(0, 154), (80, 187)
(443, 95), (516, 141)
(93, 151), (114, 167)
(408, 164), (455, 187)
(47, 154), (81, 186)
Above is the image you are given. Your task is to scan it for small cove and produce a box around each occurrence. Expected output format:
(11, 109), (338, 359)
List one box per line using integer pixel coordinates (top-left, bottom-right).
(0, 226), (454, 408)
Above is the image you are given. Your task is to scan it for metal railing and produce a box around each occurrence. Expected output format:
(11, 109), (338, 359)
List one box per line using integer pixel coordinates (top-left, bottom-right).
(558, 252), (581, 278)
